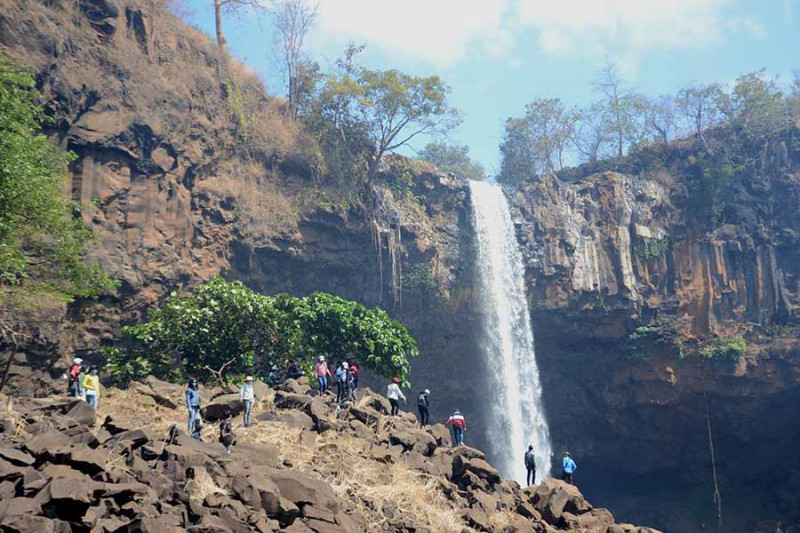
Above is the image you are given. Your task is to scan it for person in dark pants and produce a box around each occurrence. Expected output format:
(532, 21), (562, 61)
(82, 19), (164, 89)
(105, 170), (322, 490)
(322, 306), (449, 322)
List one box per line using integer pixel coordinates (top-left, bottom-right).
(219, 411), (234, 454)
(417, 389), (431, 426)
(445, 410), (466, 446)
(561, 451), (577, 485)
(525, 444), (536, 486)
(286, 360), (304, 381)
(335, 362), (348, 403)
(387, 378), (406, 416)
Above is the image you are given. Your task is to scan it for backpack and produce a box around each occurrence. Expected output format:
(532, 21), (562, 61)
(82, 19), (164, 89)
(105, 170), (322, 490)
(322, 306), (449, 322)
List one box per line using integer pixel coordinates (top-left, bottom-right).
(525, 450), (536, 468)
(69, 364), (81, 382)
(418, 394), (428, 408)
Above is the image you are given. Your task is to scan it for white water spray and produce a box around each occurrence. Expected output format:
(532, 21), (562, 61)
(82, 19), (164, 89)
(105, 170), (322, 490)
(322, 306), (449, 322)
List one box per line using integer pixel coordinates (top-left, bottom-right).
(469, 180), (552, 484)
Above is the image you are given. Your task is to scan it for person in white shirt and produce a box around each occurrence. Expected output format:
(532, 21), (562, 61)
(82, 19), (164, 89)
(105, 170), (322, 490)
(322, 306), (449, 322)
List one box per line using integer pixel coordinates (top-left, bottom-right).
(240, 376), (256, 427)
(386, 377), (406, 416)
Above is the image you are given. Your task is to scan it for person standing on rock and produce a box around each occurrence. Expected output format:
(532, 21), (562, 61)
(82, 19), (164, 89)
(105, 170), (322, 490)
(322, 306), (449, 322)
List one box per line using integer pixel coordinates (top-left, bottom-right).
(417, 389), (431, 426)
(349, 361), (359, 388)
(525, 445), (537, 486)
(346, 364), (358, 403)
(186, 379), (201, 432)
(240, 376), (255, 428)
(387, 378), (406, 416)
(561, 451), (577, 485)
(67, 357), (83, 397)
(219, 410), (235, 454)
(335, 362), (348, 402)
(315, 356), (331, 394)
(286, 359), (304, 381)
(82, 367), (100, 410)
(445, 409), (466, 445)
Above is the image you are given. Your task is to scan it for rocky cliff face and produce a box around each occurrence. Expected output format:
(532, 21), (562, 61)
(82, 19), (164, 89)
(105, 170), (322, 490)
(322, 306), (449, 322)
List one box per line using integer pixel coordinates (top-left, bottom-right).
(0, 0), (485, 438)
(508, 143), (800, 532)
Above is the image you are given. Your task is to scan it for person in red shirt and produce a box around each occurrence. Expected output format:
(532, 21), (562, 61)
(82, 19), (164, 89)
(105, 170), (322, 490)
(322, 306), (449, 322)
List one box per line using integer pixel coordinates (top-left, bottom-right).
(445, 409), (467, 446)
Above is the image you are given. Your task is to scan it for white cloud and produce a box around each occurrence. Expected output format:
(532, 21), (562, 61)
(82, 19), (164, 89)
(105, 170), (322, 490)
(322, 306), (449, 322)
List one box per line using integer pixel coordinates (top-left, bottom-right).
(311, 0), (763, 67)
(313, 0), (510, 66)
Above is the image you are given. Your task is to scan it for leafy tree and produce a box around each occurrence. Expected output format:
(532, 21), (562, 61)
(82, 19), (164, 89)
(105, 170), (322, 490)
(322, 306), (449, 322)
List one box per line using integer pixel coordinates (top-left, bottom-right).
(498, 98), (578, 183)
(109, 277), (419, 385)
(0, 53), (116, 304)
(592, 60), (642, 158)
(676, 83), (722, 149)
(716, 70), (788, 139)
(418, 142), (485, 181)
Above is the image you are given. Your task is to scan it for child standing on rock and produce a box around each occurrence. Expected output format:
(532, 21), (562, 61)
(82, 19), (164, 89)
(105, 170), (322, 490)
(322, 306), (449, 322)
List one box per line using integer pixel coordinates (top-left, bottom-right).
(219, 411), (235, 454)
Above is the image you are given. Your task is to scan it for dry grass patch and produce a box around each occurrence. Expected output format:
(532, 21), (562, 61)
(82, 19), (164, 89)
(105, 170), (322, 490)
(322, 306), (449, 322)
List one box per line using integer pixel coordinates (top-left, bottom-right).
(101, 388), (181, 436)
(0, 394), (28, 441)
(488, 510), (517, 532)
(187, 467), (227, 502)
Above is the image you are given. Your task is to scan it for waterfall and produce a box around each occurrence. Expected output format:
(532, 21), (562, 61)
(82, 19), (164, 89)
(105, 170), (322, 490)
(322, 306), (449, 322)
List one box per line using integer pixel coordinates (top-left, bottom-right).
(468, 180), (553, 484)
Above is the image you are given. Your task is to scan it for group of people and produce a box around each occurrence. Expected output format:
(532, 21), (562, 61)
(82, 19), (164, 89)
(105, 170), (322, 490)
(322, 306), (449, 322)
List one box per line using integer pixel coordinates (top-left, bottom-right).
(312, 356), (359, 405)
(385, 381), (467, 447)
(66, 358), (101, 410)
(523, 447), (578, 487)
(185, 377), (243, 454)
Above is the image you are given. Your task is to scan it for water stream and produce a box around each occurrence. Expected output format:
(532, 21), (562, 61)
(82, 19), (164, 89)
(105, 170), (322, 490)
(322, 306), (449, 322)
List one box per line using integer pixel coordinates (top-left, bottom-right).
(468, 180), (553, 483)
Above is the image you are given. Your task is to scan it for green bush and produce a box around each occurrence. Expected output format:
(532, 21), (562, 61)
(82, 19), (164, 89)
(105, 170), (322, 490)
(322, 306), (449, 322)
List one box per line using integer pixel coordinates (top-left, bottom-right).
(633, 236), (671, 261)
(107, 277), (419, 386)
(626, 317), (684, 360)
(699, 336), (747, 363)
(402, 263), (436, 294)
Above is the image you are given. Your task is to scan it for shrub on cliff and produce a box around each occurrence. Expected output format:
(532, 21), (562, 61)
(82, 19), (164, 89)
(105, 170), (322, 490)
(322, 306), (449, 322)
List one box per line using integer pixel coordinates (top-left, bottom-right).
(0, 52), (116, 305)
(106, 277), (418, 385)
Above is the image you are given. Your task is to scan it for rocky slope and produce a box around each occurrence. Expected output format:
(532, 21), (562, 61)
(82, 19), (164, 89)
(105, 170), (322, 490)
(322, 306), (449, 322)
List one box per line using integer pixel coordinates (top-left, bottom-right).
(0, 378), (661, 533)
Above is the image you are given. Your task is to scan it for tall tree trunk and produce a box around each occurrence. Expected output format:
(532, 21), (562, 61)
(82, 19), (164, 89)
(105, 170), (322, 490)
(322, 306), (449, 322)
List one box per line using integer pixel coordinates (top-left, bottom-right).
(214, 0), (227, 51)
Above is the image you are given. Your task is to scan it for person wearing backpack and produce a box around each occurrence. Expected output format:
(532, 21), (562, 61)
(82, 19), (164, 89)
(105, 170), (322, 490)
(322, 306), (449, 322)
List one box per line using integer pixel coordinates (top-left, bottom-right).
(445, 409), (467, 446)
(524, 445), (536, 486)
(219, 410), (235, 454)
(417, 389), (431, 426)
(335, 362), (348, 403)
(67, 358), (83, 397)
(387, 378), (406, 416)
(345, 365), (358, 403)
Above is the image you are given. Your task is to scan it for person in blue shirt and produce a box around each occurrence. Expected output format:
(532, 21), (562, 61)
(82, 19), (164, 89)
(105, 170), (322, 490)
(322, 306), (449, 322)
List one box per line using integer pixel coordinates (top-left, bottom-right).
(561, 451), (577, 485)
(186, 379), (201, 435)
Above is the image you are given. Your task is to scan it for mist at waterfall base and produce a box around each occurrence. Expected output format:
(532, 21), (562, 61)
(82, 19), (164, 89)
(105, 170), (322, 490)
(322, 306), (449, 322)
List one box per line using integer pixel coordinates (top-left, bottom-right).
(468, 180), (553, 484)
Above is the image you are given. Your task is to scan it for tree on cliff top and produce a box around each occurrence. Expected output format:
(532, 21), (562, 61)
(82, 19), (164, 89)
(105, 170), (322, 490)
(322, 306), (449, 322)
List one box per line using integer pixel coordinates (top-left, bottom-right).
(0, 53), (116, 307)
(213, 0), (265, 52)
(418, 142), (486, 181)
(107, 277), (418, 386)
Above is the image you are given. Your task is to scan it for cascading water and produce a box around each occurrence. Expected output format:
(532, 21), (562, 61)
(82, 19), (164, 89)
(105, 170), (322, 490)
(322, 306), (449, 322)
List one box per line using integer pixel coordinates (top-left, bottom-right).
(468, 180), (553, 484)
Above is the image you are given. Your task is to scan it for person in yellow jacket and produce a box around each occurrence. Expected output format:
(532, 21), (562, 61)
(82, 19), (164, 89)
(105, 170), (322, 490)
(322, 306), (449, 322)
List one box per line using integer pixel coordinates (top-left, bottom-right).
(82, 367), (100, 410)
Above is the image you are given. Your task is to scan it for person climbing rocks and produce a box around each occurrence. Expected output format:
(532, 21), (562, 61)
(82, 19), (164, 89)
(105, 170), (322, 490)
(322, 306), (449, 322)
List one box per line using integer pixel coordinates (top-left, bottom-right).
(525, 444), (537, 486)
(240, 376), (255, 427)
(349, 361), (359, 388)
(561, 451), (577, 485)
(286, 360), (304, 381)
(387, 378), (406, 416)
(268, 366), (280, 386)
(67, 358), (83, 397)
(77, 364), (88, 400)
(335, 362), (348, 403)
(315, 356), (330, 394)
(445, 409), (466, 446)
(346, 364), (358, 403)
(219, 410), (235, 454)
(186, 378), (201, 433)
(82, 367), (100, 410)
(417, 389), (431, 426)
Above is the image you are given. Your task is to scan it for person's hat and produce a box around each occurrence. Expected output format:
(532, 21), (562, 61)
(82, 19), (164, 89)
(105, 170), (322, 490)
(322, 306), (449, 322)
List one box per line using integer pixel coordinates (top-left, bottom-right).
(318, 355), (325, 362)
(74, 358), (83, 364)
(245, 376), (253, 381)
(424, 389), (430, 394)
(563, 451), (570, 456)
(342, 362), (348, 368)
(392, 377), (399, 383)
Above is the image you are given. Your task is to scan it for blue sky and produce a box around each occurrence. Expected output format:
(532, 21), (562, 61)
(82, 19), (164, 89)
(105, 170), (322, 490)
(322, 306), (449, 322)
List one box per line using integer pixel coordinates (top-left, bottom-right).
(180, 0), (799, 176)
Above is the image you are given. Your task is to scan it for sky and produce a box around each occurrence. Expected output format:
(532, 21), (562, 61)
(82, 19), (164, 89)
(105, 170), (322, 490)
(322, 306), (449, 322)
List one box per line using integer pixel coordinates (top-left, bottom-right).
(180, 0), (800, 176)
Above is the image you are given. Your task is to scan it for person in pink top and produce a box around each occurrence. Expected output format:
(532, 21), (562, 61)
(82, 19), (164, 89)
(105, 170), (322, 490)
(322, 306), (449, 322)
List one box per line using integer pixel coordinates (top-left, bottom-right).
(315, 355), (331, 393)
